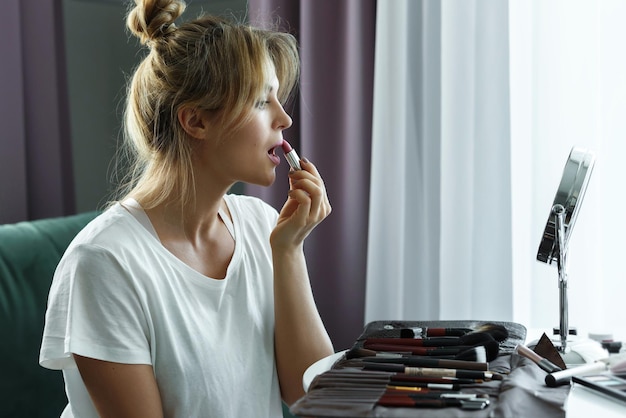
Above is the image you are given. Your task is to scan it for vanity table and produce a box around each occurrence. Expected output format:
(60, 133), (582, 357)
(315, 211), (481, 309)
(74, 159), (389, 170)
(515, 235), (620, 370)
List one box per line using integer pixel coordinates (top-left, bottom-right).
(568, 383), (626, 418)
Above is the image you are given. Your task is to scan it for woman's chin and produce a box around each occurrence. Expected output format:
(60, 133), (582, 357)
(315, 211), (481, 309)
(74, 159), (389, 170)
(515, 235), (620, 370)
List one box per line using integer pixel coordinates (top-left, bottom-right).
(249, 172), (277, 188)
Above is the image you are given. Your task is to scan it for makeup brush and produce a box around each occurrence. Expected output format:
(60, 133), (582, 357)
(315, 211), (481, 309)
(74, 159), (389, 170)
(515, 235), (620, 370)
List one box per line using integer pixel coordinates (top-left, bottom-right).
(360, 342), (498, 363)
(390, 375), (481, 387)
(378, 393), (490, 410)
(347, 347), (495, 368)
(311, 369), (483, 391)
(361, 334), (500, 360)
(362, 362), (503, 380)
(346, 348), (490, 370)
(514, 344), (562, 374)
(454, 345), (497, 362)
(401, 323), (509, 343)
(471, 323), (509, 343)
(389, 374), (483, 390)
(315, 376), (466, 391)
(317, 369), (484, 384)
(400, 327), (468, 338)
(363, 343), (473, 356)
(365, 331), (496, 347)
(377, 333), (495, 347)
(303, 386), (467, 404)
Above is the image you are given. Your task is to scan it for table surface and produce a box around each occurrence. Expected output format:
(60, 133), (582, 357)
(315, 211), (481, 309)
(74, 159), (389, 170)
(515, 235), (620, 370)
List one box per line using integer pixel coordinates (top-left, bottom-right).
(567, 383), (626, 417)
(526, 328), (626, 416)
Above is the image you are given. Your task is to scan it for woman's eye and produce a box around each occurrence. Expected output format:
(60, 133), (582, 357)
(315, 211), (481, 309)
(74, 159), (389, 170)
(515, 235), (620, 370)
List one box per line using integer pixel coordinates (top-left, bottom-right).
(256, 100), (271, 109)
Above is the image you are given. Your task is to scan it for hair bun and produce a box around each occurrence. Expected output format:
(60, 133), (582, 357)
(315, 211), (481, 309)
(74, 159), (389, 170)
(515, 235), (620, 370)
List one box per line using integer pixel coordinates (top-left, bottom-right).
(126, 0), (186, 45)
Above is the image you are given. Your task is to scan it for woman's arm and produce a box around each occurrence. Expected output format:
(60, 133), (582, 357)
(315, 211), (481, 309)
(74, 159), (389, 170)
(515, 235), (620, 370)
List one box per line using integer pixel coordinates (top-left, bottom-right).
(74, 354), (164, 418)
(271, 158), (335, 405)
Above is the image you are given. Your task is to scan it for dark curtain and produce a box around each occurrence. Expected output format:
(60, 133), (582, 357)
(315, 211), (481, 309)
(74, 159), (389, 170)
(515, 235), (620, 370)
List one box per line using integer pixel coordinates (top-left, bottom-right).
(247, 0), (376, 350)
(0, 0), (74, 224)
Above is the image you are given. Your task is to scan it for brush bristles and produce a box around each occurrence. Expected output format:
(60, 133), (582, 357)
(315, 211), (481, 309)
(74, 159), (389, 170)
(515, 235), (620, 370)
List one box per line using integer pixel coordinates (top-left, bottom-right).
(473, 323), (509, 343)
(455, 346), (488, 363)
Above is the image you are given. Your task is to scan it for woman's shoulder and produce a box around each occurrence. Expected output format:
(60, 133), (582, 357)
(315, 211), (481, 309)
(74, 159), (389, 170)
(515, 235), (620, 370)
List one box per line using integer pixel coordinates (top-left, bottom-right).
(66, 203), (149, 252)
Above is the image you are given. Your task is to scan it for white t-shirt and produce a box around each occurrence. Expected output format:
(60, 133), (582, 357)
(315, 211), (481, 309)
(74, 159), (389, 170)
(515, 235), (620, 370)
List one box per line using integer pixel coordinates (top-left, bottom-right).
(40, 194), (283, 418)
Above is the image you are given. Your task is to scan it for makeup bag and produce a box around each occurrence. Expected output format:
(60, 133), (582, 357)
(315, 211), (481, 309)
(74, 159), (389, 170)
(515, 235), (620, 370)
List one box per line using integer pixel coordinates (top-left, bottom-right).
(291, 320), (571, 418)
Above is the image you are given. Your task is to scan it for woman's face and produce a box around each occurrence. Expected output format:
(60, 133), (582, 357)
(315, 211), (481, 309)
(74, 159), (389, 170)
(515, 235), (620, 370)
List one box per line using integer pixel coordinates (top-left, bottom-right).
(204, 67), (293, 188)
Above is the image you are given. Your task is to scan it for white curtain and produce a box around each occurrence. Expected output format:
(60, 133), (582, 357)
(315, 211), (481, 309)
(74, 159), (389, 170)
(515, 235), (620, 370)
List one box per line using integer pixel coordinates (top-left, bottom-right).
(366, 0), (512, 322)
(367, 0), (626, 339)
(510, 0), (626, 337)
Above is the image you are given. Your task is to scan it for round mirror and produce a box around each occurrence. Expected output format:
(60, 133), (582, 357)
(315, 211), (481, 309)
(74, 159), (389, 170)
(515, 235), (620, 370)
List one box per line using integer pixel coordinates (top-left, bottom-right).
(536, 147), (595, 264)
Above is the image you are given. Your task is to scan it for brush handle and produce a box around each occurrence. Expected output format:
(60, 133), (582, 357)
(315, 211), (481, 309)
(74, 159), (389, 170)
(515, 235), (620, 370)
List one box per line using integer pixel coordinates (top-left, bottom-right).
(363, 361), (493, 376)
(364, 343), (465, 356)
(400, 327), (473, 338)
(403, 367), (497, 381)
(426, 327), (473, 337)
(387, 380), (461, 390)
(379, 398), (467, 408)
(365, 337), (463, 347)
(379, 395), (486, 409)
(362, 356), (488, 371)
(514, 344), (562, 373)
(391, 375), (480, 385)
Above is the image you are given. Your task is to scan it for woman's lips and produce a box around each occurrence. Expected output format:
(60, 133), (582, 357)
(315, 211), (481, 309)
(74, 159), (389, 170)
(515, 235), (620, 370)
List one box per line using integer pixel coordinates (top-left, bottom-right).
(267, 144), (281, 166)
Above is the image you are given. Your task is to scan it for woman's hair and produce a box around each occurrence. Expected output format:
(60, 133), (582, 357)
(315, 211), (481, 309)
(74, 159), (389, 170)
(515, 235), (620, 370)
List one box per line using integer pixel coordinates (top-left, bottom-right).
(116, 0), (299, 209)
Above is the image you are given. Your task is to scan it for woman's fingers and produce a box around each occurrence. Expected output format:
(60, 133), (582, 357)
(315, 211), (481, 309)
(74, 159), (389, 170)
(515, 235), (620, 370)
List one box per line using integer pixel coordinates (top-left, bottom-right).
(288, 159), (331, 223)
(272, 158), (331, 249)
(286, 188), (313, 225)
(300, 159), (331, 215)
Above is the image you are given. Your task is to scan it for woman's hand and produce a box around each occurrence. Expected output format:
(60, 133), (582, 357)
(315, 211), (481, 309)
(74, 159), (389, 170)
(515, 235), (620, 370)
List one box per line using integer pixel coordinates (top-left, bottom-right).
(270, 157), (335, 404)
(270, 158), (331, 250)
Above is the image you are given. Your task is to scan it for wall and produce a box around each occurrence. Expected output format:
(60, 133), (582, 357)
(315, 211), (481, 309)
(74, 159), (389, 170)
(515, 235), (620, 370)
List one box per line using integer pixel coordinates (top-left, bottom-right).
(62, 0), (247, 212)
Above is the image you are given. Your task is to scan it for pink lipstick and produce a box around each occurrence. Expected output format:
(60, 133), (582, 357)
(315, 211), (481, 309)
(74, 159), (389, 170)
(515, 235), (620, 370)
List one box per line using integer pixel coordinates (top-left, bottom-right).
(281, 139), (301, 171)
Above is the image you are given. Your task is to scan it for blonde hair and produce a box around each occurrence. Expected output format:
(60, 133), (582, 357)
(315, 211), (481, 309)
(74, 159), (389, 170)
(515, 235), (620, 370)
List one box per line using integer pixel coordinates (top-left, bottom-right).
(117, 0), (299, 209)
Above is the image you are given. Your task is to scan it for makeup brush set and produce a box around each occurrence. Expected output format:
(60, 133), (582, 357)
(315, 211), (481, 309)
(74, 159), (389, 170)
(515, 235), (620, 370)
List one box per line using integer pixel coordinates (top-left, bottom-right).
(291, 320), (535, 418)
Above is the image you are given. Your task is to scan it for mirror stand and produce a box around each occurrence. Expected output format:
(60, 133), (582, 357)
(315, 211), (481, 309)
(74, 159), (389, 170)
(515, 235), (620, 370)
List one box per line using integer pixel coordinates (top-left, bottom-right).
(553, 203), (572, 353)
(536, 147), (596, 364)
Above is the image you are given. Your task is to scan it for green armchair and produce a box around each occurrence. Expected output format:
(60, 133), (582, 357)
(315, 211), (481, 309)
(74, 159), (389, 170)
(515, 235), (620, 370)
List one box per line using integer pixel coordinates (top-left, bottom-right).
(0, 211), (99, 417)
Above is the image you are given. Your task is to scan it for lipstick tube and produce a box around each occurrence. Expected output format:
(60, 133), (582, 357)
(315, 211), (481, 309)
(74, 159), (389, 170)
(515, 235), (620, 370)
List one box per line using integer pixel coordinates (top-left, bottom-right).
(282, 139), (301, 170)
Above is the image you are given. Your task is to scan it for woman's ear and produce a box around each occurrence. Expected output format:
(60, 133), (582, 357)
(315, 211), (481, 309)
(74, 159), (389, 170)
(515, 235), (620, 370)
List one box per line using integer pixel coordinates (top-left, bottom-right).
(177, 106), (210, 140)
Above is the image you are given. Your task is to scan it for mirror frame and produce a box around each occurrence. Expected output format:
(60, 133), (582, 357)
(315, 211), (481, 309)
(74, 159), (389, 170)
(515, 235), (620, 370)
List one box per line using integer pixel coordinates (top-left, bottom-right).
(537, 147), (595, 265)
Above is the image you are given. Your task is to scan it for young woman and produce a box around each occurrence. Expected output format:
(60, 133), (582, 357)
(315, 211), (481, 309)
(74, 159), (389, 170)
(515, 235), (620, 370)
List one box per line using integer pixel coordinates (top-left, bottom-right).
(39, 1), (334, 416)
